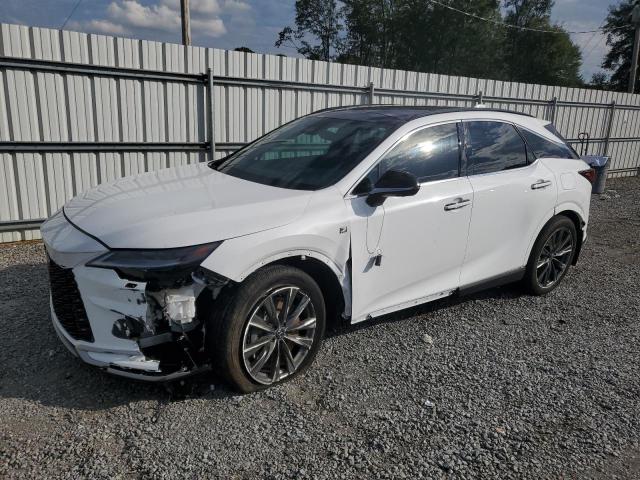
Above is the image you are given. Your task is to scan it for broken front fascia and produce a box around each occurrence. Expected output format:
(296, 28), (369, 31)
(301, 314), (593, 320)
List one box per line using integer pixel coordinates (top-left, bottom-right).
(60, 240), (227, 379)
(42, 212), (226, 379)
(101, 266), (229, 379)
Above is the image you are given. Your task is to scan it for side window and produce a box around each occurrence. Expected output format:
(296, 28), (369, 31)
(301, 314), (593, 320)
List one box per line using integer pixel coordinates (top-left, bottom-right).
(520, 128), (579, 159)
(376, 123), (460, 183)
(465, 121), (528, 175)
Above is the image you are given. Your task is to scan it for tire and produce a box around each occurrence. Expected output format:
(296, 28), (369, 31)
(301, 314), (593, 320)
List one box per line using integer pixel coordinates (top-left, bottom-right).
(523, 215), (577, 296)
(207, 265), (326, 393)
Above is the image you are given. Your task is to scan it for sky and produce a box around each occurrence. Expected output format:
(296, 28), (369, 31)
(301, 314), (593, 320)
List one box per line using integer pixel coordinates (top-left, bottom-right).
(0, 0), (617, 81)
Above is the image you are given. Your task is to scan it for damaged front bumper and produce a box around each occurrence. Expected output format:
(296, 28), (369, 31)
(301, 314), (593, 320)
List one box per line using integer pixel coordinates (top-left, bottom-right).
(49, 267), (212, 382)
(42, 210), (225, 382)
(50, 298), (206, 382)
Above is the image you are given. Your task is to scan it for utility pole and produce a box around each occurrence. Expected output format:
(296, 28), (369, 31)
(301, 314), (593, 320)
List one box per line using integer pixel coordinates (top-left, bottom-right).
(628, 2), (640, 93)
(180, 0), (191, 46)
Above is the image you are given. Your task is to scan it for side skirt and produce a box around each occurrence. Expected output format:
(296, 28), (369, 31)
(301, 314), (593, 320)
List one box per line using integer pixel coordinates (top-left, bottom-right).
(350, 288), (455, 324)
(457, 268), (525, 297)
(349, 268), (526, 325)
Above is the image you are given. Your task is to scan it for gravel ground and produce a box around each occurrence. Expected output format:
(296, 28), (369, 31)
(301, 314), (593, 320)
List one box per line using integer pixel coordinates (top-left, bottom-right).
(1, 177), (639, 479)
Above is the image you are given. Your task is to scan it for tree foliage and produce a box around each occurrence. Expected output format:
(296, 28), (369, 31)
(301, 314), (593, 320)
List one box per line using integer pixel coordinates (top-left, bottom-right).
(588, 72), (611, 90)
(503, 0), (582, 86)
(276, 0), (343, 61)
(602, 0), (636, 92)
(276, 0), (585, 88)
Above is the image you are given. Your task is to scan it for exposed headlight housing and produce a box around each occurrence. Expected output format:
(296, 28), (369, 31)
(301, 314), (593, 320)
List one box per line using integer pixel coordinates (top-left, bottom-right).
(87, 242), (222, 282)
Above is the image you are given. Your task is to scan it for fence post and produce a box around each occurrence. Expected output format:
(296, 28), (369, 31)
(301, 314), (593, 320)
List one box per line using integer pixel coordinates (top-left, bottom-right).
(207, 67), (216, 160)
(368, 82), (375, 104)
(548, 96), (558, 124)
(603, 101), (616, 157)
(475, 91), (484, 106)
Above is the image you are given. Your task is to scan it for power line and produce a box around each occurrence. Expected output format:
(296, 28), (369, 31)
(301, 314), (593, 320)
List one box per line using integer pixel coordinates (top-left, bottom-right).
(60, 0), (84, 30)
(582, 33), (607, 68)
(427, 0), (631, 35)
(578, 20), (605, 55)
(576, 20), (606, 70)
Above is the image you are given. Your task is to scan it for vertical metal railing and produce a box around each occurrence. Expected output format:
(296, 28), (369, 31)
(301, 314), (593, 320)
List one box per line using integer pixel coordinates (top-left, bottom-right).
(548, 97), (558, 124)
(207, 68), (216, 160)
(603, 101), (617, 157)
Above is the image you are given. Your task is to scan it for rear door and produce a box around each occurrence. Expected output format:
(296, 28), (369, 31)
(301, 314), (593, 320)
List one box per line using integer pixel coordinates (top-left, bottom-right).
(459, 120), (558, 287)
(348, 122), (474, 321)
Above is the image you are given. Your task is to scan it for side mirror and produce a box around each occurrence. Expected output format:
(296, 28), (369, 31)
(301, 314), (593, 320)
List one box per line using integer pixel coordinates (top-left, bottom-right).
(365, 169), (420, 207)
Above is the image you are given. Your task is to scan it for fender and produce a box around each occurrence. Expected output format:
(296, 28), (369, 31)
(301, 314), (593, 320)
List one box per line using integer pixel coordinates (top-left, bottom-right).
(237, 248), (347, 284)
(554, 201), (587, 227)
(522, 203), (586, 267)
(200, 226), (353, 315)
(233, 248), (352, 318)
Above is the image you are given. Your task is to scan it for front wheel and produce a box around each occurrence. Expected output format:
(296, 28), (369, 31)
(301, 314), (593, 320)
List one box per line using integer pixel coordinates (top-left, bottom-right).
(207, 265), (325, 393)
(523, 216), (577, 296)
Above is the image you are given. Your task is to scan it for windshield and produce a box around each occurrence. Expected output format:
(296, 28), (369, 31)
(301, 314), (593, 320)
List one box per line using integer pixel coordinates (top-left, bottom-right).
(212, 112), (403, 190)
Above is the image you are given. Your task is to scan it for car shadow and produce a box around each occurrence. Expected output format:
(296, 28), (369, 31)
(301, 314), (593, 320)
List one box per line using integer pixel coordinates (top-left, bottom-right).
(0, 259), (525, 411)
(325, 283), (524, 338)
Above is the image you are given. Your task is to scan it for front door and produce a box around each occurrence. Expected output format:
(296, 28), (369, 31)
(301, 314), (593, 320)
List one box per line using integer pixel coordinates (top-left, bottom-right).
(348, 122), (474, 322)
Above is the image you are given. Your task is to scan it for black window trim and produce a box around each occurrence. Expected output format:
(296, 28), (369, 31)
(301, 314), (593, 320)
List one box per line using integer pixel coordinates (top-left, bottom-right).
(515, 125), (579, 160)
(347, 120), (464, 197)
(461, 119), (535, 177)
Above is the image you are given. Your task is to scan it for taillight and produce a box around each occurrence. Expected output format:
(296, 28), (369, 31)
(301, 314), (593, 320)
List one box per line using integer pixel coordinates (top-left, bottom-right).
(579, 168), (596, 184)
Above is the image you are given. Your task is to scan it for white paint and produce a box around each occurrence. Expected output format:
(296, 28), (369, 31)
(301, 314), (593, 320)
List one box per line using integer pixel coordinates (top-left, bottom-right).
(41, 109), (592, 378)
(459, 160), (557, 286)
(62, 162), (312, 249)
(348, 176), (474, 322)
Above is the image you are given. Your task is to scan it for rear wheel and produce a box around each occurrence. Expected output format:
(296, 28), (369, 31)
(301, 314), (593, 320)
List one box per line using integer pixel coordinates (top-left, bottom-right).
(207, 265), (325, 393)
(524, 216), (576, 295)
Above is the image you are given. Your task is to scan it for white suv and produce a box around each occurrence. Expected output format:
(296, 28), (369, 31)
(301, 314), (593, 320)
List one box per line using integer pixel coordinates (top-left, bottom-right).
(42, 106), (593, 392)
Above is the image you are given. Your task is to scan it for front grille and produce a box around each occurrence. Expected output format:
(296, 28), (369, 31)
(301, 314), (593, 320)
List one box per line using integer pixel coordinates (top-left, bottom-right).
(48, 258), (94, 342)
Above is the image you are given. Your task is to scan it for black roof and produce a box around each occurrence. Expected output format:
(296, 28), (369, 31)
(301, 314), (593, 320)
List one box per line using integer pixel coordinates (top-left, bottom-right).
(314, 105), (533, 122)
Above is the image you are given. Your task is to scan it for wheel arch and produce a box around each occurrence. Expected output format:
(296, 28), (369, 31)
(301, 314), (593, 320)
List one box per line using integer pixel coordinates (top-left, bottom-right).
(229, 250), (351, 330)
(556, 209), (586, 265)
(269, 255), (348, 331)
(524, 207), (586, 268)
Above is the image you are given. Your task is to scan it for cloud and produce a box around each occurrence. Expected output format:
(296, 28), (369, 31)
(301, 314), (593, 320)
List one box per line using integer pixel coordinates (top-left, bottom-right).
(107, 1), (181, 31)
(224, 0), (251, 12)
(191, 17), (227, 37)
(75, 0), (239, 39)
(81, 19), (128, 35)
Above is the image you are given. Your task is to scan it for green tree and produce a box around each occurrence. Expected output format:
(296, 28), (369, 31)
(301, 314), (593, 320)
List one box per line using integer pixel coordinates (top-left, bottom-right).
(588, 72), (611, 90)
(393, 0), (504, 77)
(275, 0), (584, 89)
(339, 0), (504, 77)
(503, 0), (583, 86)
(339, 0), (399, 67)
(602, 0), (636, 92)
(276, 0), (343, 61)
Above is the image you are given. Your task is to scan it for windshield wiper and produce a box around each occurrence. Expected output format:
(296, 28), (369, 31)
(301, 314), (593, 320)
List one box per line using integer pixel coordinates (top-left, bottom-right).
(207, 158), (226, 171)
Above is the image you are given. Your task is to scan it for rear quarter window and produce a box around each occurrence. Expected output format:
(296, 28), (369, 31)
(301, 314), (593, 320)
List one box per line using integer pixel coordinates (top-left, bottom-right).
(520, 126), (579, 160)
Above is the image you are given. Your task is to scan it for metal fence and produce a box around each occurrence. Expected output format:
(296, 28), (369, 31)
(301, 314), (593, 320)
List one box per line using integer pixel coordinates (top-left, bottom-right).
(1, 22), (640, 242)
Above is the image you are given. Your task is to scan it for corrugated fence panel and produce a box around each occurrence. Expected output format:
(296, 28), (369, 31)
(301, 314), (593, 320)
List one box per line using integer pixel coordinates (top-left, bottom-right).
(1, 21), (640, 241)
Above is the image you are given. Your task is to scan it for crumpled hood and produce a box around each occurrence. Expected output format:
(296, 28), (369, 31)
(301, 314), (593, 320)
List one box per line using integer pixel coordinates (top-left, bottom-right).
(62, 163), (312, 249)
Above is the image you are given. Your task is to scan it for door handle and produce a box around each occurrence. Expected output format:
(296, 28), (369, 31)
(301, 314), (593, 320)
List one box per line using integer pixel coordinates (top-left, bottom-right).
(531, 179), (552, 190)
(444, 198), (471, 211)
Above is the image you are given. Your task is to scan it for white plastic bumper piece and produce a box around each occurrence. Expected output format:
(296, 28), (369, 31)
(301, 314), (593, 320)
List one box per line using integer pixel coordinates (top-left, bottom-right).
(50, 296), (160, 373)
